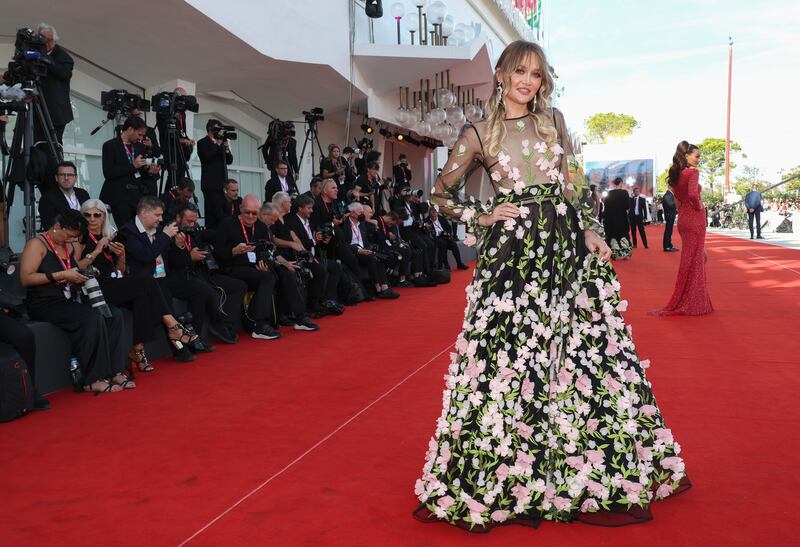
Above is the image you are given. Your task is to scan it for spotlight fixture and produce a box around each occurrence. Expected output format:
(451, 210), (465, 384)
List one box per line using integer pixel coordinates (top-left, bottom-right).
(395, 133), (404, 141)
(361, 123), (374, 134)
(379, 127), (392, 138)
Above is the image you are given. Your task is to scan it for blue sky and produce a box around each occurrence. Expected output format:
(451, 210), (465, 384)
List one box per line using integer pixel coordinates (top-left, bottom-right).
(546, 0), (800, 181)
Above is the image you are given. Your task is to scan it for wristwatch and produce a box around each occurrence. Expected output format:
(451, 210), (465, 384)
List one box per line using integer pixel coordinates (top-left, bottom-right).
(86, 252), (94, 260)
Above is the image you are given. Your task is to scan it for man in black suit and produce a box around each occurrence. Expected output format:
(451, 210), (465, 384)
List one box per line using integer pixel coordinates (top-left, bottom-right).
(392, 154), (412, 192)
(429, 207), (467, 269)
(167, 199), (244, 344)
(100, 116), (159, 227)
(662, 188), (679, 252)
(399, 190), (436, 274)
(744, 185), (764, 239)
(38, 161), (89, 229)
(198, 119), (233, 230)
(119, 196), (215, 353)
(629, 186), (649, 249)
(36, 23), (73, 144)
(283, 194), (343, 317)
(264, 160), (298, 201)
(221, 178), (242, 221)
(129, 106), (162, 196)
(341, 201), (398, 299)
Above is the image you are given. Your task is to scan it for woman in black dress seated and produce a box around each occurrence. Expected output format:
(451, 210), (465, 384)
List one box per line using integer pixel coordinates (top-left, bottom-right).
(76, 199), (198, 373)
(19, 210), (127, 393)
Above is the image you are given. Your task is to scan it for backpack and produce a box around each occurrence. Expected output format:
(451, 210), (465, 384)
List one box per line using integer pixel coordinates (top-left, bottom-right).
(0, 344), (35, 423)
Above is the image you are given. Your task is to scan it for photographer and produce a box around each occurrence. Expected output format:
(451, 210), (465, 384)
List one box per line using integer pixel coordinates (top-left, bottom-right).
(100, 116), (159, 227)
(353, 161), (379, 211)
(129, 105), (161, 196)
(342, 202), (399, 300)
(400, 190), (436, 275)
(221, 178), (242, 220)
(302, 177), (322, 201)
(161, 177), (195, 218)
(38, 161), (89, 229)
(392, 154), (412, 193)
(257, 202), (320, 330)
(373, 209), (432, 288)
(282, 194), (344, 318)
(320, 144), (345, 188)
(264, 160), (298, 201)
(198, 119), (234, 230)
(77, 199), (197, 368)
(212, 195), (301, 340)
(167, 200), (244, 344)
(19, 210), (128, 394)
(119, 196), (215, 354)
(36, 23), (74, 144)
(429, 207), (468, 270)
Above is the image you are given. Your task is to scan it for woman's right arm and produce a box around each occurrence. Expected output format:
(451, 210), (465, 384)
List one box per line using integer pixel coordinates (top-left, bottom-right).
(20, 239), (50, 287)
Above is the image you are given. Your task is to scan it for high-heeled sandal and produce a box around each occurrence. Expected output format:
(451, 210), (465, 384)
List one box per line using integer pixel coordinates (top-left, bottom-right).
(111, 372), (136, 389)
(128, 348), (154, 373)
(167, 323), (199, 350)
(83, 380), (122, 395)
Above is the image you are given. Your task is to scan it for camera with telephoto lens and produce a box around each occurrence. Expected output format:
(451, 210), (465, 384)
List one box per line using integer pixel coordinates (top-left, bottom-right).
(213, 125), (237, 141)
(100, 89), (150, 120)
(318, 222), (335, 240)
(141, 148), (164, 167)
(294, 249), (314, 282)
(2, 29), (50, 86)
(253, 239), (278, 267)
(77, 268), (112, 318)
(369, 244), (401, 279)
(302, 107), (324, 124)
(150, 91), (199, 115)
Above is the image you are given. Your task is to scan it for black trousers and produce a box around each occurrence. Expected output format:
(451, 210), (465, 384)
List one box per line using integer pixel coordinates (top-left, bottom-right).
(226, 266), (277, 324)
(0, 313), (38, 390)
(306, 258), (342, 308)
(748, 210), (762, 237)
(435, 236), (464, 268)
(100, 276), (170, 344)
(407, 229), (436, 273)
(663, 213), (676, 250)
(27, 300), (126, 385)
(203, 189), (226, 230)
(630, 215), (648, 247)
(204, 271), (247, 327)
(159, 275), (221, 331)
(354, 249), (387, 286)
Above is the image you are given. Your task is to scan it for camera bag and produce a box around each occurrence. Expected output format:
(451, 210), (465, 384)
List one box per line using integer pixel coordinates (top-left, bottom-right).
(431, 268), (451, 284)
(0, 343), (35, 423)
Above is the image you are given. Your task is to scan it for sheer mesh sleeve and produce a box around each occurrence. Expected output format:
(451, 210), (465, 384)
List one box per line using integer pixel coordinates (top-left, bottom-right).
(431, 124), (493, 238)
(553, 108), (604, 236)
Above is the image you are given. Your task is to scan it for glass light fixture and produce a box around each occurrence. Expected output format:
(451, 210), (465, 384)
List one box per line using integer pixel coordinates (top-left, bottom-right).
(441, 15), (455, 44)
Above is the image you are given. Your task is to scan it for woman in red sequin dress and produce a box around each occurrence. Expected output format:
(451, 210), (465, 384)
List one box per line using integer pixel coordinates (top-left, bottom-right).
(651, 141), (713, 316)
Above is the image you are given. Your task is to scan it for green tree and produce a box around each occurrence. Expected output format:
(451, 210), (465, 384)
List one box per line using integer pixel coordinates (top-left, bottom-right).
(584, 113), (639, 144)
(733, 165), (769, 198)
(776, 165), (800, 198)
(656, 166), (670, 194)
(696, 137), (743, 196)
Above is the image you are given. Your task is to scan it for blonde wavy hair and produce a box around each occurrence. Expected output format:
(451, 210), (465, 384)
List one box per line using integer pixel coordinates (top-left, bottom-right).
(484, 40), (557, 157)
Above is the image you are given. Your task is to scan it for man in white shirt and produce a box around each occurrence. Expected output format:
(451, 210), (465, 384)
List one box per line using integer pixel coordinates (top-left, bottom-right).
(264, 160), (299, 201)
(344, 202), (399, 300)
(38, 161), (90, 229)
(628, 186), (649, 249)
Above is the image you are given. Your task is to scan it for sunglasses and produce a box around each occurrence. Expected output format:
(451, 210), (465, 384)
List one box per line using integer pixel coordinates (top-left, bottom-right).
(83, 212), (104, 219)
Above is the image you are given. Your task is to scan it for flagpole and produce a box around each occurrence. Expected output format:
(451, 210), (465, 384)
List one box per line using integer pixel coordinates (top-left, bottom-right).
(724, 37), (733, 196)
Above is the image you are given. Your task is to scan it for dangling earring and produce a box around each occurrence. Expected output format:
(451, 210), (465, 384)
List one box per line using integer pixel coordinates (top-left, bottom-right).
(532, 94), (537, 112)
(496, 81), (504, 107)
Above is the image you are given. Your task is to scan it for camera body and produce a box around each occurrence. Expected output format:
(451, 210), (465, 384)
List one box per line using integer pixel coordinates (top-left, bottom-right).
(253, 239), (278, 267)
(76, 267), (113, 318)
(302, 107), (324, 124)
(100, 89), (150, 120)
(3, 29), (49, 86)
(151, 91), (199, 116)
(212, 125), (237, 141)
(141, 148), (164, 167)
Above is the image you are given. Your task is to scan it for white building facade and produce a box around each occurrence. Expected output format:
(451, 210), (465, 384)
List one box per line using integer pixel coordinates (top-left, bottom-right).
(2, 0), (544, 250)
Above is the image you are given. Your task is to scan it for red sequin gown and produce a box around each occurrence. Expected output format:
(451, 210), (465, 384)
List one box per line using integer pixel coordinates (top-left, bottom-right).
(651, 167), (713, 316)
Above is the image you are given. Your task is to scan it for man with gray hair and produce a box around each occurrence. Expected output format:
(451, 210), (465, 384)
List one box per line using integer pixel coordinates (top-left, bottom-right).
(342, 201), (399, 299)
(36, 23), (74, 143)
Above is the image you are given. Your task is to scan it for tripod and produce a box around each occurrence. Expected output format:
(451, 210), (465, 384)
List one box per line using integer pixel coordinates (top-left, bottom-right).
(297, 119), (324, 178)
(158, 113), (193, 196)
(2, 81), (63, 242)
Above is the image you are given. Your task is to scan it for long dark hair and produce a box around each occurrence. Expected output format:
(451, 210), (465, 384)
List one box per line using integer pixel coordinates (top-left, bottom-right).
(667, 140), (699, 187)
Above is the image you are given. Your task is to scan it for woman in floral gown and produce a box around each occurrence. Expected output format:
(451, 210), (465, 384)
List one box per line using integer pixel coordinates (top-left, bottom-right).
(414, 41), (689, 531)
(650, 141), (713, 316)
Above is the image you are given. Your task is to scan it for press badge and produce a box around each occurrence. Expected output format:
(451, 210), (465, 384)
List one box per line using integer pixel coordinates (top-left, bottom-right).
(247, 251), (257, 263)
(154, 256), (166, 278)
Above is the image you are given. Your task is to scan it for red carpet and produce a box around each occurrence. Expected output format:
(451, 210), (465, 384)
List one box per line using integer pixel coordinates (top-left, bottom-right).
(1, 226), (798, 546)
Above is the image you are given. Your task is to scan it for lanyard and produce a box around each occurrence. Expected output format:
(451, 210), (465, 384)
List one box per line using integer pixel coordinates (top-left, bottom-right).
(123, 143), (135, 164)
(231, 201), (235, 215)
(88, 232), (113, 262)
(43, 231), (72, 271)
(239, 218), (254, 244)
(185, 234), (193, 252)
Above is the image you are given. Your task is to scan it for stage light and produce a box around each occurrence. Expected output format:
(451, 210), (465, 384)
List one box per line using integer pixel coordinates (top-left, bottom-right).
(396, 133), (404, 141)
(361, 123), (373, 134)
